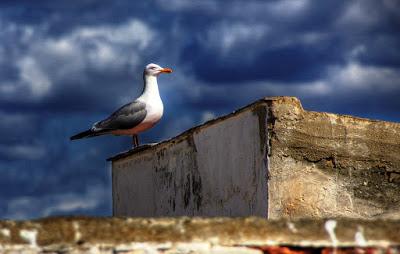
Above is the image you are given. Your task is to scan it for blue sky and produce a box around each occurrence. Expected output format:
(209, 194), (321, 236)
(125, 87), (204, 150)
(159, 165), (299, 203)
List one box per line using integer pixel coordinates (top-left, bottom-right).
(0, 0), (399, 219)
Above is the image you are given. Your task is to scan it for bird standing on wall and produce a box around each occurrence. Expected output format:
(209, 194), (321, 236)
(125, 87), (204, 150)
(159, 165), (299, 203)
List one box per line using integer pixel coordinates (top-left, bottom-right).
(70, 63), (172, 148)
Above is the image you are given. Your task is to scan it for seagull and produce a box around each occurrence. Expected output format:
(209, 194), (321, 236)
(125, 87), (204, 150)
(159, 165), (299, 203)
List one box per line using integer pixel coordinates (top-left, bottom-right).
(70, 63), (172, 148)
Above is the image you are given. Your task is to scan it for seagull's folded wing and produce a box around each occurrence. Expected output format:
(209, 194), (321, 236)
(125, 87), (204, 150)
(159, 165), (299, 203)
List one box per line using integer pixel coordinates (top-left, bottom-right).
(94, 100), (147, 131)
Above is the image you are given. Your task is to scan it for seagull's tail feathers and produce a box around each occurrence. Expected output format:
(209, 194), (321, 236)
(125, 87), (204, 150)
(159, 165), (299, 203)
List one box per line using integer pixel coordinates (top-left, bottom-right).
(70, 128), (108, 141)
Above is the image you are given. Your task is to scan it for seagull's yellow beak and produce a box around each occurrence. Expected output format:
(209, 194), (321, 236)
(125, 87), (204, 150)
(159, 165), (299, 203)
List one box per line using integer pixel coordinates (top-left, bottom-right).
(160, 68), (173, 73)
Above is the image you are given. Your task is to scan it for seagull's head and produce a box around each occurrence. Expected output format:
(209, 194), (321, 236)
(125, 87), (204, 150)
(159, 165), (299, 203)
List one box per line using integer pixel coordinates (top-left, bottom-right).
(144, 63), (173, 77)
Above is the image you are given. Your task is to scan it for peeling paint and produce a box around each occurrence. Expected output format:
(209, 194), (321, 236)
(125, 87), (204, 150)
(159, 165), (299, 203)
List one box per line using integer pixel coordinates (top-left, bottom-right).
(0, 229), (10, 238)
(325, 220), (338, 248)
(287, 222), (298, 233)
(73, 221), (82, 243)
(20, 229), (38, 247)
(355, 226), (367, 247)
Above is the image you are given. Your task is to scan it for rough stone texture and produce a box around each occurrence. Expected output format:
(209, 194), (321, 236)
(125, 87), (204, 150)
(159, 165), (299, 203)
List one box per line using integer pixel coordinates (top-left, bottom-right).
(110, 96), (400, 219)
(0, 217), (399, 253)
(266, 97), (400, 219)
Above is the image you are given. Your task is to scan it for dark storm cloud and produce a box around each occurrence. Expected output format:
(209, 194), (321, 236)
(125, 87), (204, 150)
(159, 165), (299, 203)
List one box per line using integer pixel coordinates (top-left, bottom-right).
(0, 0), (399, 219)
(176, 0), (399, 84)
(355, 35), (400, 68)
(187, 40), (345, 83)
(0, 0), (153, 31)
(0, 16), (159, 113)
(0, 112), (38, 144)
(0, 117), (120, 219)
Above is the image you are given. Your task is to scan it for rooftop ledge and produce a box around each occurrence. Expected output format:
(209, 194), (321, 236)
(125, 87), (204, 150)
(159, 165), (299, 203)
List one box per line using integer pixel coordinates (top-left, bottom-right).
(107, 96), (303, 161)
(0, 217), (399, 252)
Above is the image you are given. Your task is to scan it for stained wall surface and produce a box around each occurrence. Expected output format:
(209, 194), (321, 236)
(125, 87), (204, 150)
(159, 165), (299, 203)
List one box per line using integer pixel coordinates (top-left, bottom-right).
(112, 103), (268, 217)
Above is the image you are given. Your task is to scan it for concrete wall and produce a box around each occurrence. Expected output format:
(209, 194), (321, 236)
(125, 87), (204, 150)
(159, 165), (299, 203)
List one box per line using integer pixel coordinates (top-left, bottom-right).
(109, 96), (400, 219)
(111, 104), (268, 217)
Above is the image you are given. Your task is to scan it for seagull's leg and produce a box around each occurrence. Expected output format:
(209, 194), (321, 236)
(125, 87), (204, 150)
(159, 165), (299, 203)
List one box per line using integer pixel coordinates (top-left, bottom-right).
(132, 135), (138, 148)
(136, 135), (140, 146)
(132, 135), (140, 148)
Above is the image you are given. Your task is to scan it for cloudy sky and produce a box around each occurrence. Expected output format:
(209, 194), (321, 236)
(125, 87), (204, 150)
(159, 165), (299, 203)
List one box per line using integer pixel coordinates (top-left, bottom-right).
(0, 0), (399, 219)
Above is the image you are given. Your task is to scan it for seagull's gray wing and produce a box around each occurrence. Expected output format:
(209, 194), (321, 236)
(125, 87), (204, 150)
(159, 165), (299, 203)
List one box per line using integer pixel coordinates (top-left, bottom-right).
(94, 100), (147, 131)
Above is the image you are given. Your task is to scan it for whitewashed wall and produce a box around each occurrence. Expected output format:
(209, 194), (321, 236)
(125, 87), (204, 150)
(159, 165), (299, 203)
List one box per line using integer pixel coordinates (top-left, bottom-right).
(111, 103), (269, 217)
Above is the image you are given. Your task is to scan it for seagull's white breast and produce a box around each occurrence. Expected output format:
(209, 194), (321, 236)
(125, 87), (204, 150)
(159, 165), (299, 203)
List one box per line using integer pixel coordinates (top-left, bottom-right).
(142, 96), (164, 125)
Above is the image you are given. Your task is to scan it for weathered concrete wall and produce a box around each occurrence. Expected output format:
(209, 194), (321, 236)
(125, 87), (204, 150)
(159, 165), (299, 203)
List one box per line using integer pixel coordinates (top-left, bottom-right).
(266, 97), (400, 219)
(112, 105), (268, 217)
(110, 96), (400, 219)
(0, 217), (399, 253)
